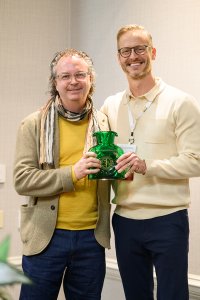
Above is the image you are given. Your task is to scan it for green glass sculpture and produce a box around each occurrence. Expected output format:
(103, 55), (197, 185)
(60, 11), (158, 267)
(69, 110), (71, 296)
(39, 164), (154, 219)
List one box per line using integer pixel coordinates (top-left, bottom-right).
(88, 131), (126, 180)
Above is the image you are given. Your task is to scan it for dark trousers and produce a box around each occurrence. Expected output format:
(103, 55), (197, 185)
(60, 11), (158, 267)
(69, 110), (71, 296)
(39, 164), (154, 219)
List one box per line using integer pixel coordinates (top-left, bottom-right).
(112, 210), (189, 300)
(20, 229), (105, 300)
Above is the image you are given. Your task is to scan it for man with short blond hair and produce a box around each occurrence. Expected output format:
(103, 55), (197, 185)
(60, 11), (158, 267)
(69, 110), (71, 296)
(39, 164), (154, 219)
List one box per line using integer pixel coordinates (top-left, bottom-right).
(101, 24), (200, 300)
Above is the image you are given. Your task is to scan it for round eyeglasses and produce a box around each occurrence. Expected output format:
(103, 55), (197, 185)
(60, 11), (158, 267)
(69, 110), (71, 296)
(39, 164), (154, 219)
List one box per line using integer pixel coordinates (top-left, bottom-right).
(56, 72), (90, 82)
(118, 45), (150, 58)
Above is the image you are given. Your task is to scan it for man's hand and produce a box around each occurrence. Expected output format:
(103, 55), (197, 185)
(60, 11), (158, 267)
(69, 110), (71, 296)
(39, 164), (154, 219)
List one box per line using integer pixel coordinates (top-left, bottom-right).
(74, 152), (101, 180)
(115, 152), (146, 178)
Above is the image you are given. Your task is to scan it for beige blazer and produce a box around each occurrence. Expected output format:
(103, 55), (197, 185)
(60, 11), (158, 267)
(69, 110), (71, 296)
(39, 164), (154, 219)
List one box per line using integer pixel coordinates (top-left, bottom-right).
(13, 109), (111, 255)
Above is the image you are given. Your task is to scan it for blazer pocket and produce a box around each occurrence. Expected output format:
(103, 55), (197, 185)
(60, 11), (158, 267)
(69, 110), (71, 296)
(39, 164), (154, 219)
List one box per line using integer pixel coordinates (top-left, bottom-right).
(20, 204), (36, 243)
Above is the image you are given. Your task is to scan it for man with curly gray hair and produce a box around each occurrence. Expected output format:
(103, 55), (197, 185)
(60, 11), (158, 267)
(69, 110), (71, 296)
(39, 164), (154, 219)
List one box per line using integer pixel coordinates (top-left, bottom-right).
(14, 48), (111, 300)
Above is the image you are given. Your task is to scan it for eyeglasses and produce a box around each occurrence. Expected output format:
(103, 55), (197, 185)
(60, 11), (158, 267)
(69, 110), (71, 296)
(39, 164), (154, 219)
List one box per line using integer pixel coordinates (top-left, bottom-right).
(56, 71), (90, 82)
(118, 45), (150, 58)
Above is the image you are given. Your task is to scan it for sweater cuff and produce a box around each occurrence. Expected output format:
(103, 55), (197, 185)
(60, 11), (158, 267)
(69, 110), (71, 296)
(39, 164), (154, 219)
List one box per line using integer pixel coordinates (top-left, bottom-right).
(59, 166), (75, 192)
(72, 166), (78, 183)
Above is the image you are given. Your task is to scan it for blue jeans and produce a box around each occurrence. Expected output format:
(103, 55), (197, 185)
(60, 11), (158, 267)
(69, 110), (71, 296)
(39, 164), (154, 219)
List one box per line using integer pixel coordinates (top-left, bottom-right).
(112, 210), (189, 300)
(20, 229), (105, 300)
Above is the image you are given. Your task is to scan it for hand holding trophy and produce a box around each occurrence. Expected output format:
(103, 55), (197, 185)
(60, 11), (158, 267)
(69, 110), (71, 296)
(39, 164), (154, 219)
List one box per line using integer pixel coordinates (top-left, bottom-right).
(88, 131), (131, 180)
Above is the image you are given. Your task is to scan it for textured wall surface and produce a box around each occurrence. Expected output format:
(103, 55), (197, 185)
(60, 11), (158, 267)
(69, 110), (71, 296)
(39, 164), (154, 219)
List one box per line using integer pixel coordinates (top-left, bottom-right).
(0, 0), (200, 282)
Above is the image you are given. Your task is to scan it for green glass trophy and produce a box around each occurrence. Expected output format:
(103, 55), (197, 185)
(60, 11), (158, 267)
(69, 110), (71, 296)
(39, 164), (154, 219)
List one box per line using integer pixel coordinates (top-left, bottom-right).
(88, 131), (126, 180)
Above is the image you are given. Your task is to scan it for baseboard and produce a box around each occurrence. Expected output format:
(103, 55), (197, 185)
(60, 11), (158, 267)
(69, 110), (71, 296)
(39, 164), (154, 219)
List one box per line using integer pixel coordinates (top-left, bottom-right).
(8, 256), (200, 299)
(106, 258), (200, 300)
(8, 256), (22, 267)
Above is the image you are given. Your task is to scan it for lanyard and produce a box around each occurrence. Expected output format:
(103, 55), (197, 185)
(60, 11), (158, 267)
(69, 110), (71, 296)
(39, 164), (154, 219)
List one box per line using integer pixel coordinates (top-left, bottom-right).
(127, 98), (153, 144)
(127, 80), (165, 144)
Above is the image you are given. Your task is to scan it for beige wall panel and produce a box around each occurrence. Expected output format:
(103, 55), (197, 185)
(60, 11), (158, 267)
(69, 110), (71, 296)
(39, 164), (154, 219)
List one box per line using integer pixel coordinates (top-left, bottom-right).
(0, 0), (70, 259)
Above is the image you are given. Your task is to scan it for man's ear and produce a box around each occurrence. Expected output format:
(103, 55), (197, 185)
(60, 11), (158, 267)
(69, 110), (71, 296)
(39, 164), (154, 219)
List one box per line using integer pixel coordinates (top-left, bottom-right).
(151, 47), (156, 60)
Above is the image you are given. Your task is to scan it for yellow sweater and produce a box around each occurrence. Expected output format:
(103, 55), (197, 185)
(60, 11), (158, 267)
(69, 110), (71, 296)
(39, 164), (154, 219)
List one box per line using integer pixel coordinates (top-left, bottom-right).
(56, 116), (97, 230)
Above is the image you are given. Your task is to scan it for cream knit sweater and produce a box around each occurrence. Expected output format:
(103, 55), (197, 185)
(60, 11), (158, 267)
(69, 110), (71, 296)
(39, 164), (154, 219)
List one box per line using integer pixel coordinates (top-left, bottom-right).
(101, 78), (200, 219)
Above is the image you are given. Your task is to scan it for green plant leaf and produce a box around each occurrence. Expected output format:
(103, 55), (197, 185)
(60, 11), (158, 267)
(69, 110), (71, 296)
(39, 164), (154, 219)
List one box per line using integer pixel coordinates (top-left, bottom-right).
(0, 262), (32, 286)
(0, 236), (10, 262)
(0, 236), (32, 286)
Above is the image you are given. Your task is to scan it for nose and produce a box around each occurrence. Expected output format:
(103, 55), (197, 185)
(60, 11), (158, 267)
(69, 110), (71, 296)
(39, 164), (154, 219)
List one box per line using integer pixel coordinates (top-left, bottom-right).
(70, 75), (78, 84)
(129, 48), (138, 58)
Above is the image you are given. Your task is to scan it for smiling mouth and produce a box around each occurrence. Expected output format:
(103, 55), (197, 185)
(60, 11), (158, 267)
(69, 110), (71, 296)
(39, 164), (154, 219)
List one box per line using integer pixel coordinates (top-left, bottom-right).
(68, 88), (82, 92)
(128, 61), (143, 67)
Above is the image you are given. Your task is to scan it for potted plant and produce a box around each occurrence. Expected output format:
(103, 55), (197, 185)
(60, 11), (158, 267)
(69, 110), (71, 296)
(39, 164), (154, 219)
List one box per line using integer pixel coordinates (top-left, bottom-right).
(0, 236), (31, 300)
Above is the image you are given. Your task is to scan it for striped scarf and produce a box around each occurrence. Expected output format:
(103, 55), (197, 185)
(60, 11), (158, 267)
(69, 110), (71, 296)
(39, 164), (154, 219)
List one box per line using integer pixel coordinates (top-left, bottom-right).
(39, 96), (100, 166)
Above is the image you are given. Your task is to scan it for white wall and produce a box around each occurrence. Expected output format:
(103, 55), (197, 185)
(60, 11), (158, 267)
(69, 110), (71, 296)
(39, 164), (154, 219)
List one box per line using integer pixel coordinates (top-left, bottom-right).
(70, 0), (200, 275)
(70, 0), (200, 108)
(1, 1), (200, 293)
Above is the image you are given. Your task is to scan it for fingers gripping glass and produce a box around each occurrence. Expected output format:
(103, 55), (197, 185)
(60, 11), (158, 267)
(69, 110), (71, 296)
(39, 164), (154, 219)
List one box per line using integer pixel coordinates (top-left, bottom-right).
(118, 45), (150, 58)
(56, 72), (90, 82)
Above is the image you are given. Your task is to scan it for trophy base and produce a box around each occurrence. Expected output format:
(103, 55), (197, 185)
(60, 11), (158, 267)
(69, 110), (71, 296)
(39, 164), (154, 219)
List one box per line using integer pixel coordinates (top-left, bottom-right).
(88, 172), (133, 181)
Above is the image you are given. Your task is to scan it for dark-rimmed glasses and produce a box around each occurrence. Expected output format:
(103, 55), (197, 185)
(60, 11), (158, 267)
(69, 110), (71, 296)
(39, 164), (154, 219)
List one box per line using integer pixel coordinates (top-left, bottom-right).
(118, 45), (150, 58)
(56, 72), (90, 82)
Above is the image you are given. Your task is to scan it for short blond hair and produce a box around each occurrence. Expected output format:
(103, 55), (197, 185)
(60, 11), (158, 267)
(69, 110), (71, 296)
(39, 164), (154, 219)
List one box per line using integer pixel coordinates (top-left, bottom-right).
(117, 24), (153, 47)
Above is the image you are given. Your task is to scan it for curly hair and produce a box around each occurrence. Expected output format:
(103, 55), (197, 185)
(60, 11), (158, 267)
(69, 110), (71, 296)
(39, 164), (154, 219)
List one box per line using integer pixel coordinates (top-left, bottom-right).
(49, 48), (96, 99)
